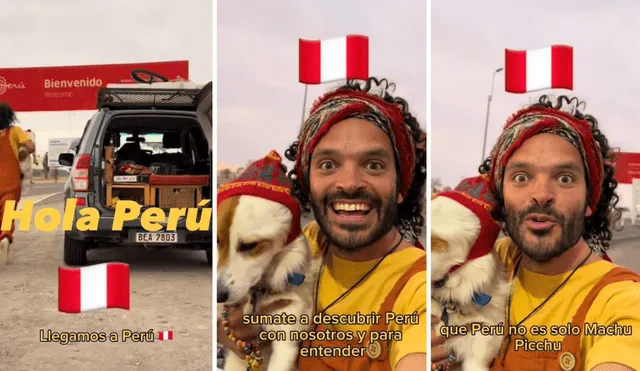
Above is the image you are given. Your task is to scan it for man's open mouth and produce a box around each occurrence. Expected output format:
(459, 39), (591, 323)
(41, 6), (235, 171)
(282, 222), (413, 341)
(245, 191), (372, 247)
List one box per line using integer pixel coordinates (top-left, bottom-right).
(331, 201), (372, 215)
(524, 213), (558, 231)
(525, 213), (556, 223)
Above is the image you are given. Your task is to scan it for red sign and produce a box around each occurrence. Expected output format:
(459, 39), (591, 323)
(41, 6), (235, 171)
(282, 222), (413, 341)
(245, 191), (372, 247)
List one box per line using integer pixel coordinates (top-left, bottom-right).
(612, 152), (640, 184)
(0, 61), (188, 112)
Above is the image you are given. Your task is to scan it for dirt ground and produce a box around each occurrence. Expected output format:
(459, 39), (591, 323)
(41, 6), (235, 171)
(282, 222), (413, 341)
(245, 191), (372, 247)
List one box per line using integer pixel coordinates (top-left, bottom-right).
(0, 198), (212, 371)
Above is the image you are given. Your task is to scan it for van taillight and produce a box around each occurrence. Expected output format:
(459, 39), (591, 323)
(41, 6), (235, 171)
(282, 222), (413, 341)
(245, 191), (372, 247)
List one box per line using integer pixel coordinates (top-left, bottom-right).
(72, 154), (91, 192)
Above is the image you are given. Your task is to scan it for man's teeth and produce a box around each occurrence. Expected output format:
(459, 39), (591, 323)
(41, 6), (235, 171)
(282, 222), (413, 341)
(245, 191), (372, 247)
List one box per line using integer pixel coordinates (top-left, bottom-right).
(333, 203), (370, 211)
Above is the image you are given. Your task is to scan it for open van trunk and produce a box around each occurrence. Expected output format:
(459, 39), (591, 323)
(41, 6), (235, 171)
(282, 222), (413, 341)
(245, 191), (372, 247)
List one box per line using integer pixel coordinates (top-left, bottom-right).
(100, 114), (210, 210)
(95, 85), (212, 211)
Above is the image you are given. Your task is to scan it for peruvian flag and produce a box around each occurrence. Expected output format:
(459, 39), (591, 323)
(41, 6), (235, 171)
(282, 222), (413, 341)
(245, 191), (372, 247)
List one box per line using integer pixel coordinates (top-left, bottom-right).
(299, 34), (369, 84)
(58, 263), (130, 313)
(158, 331), (173, 341)
(504, 45), (573, 93)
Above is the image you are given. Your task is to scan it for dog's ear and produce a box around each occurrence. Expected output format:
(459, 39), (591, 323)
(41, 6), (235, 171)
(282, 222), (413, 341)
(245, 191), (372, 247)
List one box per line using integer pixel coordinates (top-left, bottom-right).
(431, 237), (449, 253)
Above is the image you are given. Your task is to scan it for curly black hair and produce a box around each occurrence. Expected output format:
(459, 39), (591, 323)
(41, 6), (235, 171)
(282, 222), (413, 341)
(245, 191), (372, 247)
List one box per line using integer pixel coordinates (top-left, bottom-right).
(284, 77), (427, 236)
(478, 95), (621, 250)
(0, 102), (17, 130)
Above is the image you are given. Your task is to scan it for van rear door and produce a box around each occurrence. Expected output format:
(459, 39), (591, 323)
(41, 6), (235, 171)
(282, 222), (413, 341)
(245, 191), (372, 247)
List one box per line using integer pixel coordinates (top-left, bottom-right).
(194, 81), (212, 150)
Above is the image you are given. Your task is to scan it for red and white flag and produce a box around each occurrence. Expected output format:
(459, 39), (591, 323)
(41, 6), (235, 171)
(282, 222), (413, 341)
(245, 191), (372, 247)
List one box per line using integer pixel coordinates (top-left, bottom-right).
(504, 45), (573, 93)
(158, 331), (173, 341)
(299, 34), (369, 84)
(58, 263), (130, 313)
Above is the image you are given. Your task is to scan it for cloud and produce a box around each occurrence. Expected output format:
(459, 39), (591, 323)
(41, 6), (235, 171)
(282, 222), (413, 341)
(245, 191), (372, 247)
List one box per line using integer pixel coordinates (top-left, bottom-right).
(217, 0), (426, 167)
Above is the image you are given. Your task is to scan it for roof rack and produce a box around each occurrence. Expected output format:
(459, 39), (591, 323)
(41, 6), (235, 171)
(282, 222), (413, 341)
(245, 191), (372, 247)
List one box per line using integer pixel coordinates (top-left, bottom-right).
(96, 87), (202, 110)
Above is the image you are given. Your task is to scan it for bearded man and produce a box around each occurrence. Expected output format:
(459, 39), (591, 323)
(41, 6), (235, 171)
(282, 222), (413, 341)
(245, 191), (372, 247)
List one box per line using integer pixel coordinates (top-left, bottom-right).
(433, 95), (640, 371)
(219, 77), (427, 371)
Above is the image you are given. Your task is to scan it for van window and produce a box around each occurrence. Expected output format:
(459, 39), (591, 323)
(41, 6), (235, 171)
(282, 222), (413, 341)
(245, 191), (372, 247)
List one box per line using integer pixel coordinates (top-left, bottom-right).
(81, 119), (91, 138)
(76, 117), (97, 154)
(117, 133), (182, 154)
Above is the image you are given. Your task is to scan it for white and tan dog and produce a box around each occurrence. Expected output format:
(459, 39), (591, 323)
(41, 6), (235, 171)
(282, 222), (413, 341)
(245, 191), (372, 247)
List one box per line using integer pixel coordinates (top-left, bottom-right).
(19, 146), (33, 193)
(19, 130), (36, 194)
(431, 175), (509, 371)
(217, 151), (319, 371)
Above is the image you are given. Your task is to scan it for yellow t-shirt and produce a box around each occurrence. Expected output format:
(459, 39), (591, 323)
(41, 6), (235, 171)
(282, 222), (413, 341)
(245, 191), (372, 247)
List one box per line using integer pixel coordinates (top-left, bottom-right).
(303, 222), (426, 370)
(495, 237), (640, 370)
(0, 126), (31, 160)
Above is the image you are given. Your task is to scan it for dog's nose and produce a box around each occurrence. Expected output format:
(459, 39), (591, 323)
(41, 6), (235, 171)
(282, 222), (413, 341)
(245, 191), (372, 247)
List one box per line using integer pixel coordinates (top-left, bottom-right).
(217, 277), (229, 303)
(217, 290), (229, 303)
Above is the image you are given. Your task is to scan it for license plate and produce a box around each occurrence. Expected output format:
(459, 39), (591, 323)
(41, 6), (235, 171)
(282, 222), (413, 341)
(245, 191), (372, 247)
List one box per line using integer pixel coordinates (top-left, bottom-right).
(135, 232), (177, 243)
(114, 175), (138, 183)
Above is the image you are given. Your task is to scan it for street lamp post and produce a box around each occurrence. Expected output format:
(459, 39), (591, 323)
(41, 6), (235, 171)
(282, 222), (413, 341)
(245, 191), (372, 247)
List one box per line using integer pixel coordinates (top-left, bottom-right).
(480, 67), (504, 163)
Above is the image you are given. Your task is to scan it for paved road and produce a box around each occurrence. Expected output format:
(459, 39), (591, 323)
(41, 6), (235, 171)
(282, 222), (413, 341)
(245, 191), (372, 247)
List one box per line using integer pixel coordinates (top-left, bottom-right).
(0, 197), (212, 371)
(23, 181), (65, 197)
(607, 232), (640, 272)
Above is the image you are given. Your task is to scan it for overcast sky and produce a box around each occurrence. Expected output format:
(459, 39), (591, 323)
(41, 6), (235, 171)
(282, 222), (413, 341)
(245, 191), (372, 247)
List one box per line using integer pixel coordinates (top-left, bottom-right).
(217, 0), (426, 170)
(1, 0), (212, 155)
(432, 0), (640, 194)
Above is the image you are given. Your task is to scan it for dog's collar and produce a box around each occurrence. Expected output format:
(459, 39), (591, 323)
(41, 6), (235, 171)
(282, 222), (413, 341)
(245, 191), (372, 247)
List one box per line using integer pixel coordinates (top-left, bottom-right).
(287, 272), (305, 286)
(433, 277), (492, 307)
(251, 272), (306, 295)
(438, 293), (492, 326)
(247, 272), (305, 314)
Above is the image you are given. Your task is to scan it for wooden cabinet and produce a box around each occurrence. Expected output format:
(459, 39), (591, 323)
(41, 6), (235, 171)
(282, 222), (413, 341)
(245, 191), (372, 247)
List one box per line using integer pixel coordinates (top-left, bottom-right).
(106, 184), (151, 206)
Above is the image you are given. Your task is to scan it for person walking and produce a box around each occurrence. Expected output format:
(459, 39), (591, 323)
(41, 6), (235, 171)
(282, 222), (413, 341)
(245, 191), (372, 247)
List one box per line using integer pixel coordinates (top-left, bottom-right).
(43, 152), (49, 179)
(0, 102), (35, 265)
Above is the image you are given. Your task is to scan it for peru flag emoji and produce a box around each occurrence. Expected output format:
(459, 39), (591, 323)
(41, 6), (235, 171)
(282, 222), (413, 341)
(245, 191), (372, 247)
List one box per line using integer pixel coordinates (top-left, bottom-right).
(58, 263), (130, 313)
(158, 331), (173, 341)
(505, 45), (573, 93)
(299, 35), (369, 84)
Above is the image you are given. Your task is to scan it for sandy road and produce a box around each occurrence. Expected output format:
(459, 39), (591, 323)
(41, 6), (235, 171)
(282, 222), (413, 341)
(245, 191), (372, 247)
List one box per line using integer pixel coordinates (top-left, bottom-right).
(0, 197), (212, 371)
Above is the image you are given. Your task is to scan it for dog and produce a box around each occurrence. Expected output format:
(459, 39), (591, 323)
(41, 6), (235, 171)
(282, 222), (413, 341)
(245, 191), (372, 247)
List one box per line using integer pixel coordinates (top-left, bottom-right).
(430, 175), (509, 371)
(19, 145), (33, 194)
(19, 129), (36, 194)
(25, 130), (38, 165)
(217, 151), (320, 371)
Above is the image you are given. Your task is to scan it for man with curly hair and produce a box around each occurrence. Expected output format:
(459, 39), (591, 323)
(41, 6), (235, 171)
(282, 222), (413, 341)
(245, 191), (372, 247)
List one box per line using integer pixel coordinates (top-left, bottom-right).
(219, 77), (427, 371)
(432, 95), (640, 371)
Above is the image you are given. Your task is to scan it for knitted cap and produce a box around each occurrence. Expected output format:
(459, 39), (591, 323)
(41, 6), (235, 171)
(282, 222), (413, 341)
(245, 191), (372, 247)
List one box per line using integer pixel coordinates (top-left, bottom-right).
(437, 175), (500, 267)
(217, 150), (301, 245)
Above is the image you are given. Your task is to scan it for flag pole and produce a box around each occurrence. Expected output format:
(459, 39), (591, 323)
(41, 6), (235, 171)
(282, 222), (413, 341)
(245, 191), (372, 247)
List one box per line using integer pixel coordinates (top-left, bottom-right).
(300, 84), (309, 126)
(480, 67), (503, 162)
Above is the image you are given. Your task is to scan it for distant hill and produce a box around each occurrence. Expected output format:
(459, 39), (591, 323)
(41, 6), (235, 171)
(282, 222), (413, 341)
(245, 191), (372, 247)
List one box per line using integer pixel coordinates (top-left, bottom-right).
(217, 162), (240, 172)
